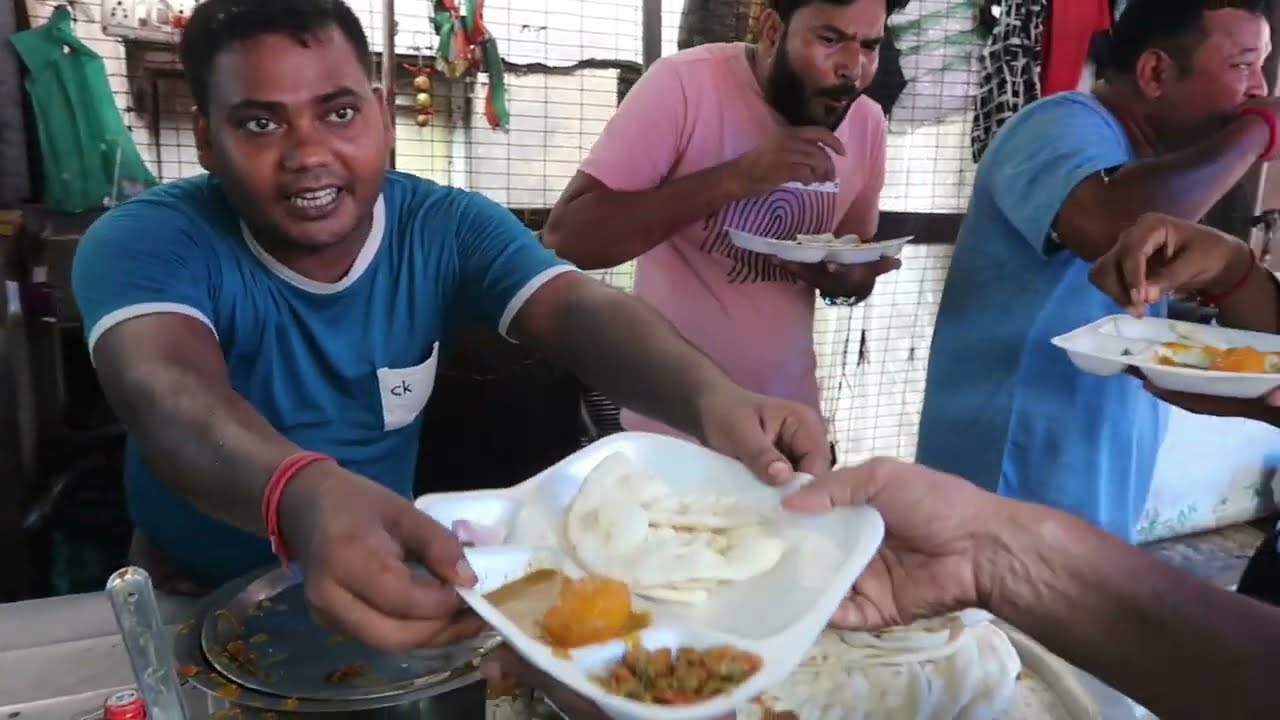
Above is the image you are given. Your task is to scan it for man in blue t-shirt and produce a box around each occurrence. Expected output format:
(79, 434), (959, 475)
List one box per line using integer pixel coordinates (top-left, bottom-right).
(72, 0), (833, 653)
(917, 0), (1276, 539)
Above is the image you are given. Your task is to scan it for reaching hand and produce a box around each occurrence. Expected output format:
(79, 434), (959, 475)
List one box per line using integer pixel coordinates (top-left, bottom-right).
(730, 125), (847, 196)
(780, 256), (901, 300)
(695, 388), (833, 485)
(277, 463), (488, 652)
(783, 458), (997, 630)
(1089, 213), (1254, 316)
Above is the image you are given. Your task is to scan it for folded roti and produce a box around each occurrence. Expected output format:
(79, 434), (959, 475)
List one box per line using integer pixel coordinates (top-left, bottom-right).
(564, 452), (786, 603)
(739, 613), (1021, 720)
(644, 494), (768, 530)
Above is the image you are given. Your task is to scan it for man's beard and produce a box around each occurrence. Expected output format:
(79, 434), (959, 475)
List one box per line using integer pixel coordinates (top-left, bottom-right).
(764, 45), (861, 130)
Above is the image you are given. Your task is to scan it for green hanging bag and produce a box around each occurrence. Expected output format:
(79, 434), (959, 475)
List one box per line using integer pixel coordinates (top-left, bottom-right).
(11, 5), (157, 213)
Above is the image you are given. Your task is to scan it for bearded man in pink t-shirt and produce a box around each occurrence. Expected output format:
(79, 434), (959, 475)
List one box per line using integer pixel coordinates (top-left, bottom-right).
(544, 0), (898, 451)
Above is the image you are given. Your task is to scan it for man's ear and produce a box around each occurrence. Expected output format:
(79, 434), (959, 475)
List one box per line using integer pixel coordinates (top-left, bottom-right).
(193, 107), (214, 171)
(758, 9), (784, 55)
(1134, 48), (1179, 99)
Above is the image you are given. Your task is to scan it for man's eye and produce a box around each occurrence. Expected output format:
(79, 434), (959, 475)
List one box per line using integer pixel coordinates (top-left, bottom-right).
(329, 107), (358, 123)
(243, 118), (280, 133)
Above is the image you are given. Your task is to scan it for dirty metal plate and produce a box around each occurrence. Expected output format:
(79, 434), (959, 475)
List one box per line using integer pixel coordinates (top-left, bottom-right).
(199, 565), (497, 702)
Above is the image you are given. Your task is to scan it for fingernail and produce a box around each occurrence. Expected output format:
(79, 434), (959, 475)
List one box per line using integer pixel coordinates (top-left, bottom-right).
(781, 487), (817, 508)
(767, 460), (791, 483)
(456, 559), (478, 586)
(833, 604), (861, 628)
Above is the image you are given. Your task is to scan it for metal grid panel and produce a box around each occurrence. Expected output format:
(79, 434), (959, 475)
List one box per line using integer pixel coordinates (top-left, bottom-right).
(34, 0), (985, 465)
(819, 0), (980, 463)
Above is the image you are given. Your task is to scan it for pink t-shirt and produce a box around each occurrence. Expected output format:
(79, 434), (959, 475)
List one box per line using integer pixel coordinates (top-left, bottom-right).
(579, 43), (887, 439)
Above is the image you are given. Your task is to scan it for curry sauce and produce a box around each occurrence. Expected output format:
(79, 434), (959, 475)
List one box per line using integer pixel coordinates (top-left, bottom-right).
(484, 569), (650, 650)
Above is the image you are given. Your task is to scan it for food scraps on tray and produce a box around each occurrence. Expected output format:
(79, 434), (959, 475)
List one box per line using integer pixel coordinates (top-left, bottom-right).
(1154, 341), (1279, 373)
(565, 452), (785, 605)
(793, 232), (862, 247)
(592, 644), (763, 705)
(324, 662), (368, 684)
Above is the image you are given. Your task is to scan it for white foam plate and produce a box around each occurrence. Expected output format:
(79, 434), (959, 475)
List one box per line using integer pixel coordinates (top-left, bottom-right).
(416, 432), (885, 720)
(1051, 314), (1280, 399)
(726, 228), (912, 265)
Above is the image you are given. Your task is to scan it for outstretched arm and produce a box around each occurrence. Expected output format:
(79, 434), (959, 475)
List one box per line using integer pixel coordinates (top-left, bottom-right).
(782, 460), (1280, 720)
(984, 500), (1280, 720)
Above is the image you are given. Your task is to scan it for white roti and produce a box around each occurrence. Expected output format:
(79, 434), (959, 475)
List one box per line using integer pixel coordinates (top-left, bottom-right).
(564, 453), (787, 604)
(565, 452), (659, 574)
(741, 613), (1022, 720)
(644, 494), (767, 530)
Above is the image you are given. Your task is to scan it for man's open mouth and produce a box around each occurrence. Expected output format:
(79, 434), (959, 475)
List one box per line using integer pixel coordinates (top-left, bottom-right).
(289, 187), (342, 211)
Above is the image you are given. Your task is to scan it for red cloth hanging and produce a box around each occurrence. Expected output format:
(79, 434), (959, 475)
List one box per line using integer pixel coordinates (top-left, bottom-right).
(1041, 0), (1111, 96)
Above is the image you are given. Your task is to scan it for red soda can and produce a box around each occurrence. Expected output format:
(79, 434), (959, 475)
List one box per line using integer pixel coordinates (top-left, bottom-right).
(103, 689), (146, 720)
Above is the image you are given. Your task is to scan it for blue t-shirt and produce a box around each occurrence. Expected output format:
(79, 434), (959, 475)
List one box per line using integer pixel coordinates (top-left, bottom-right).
(917, 92), (1169, 540)
(72, 171), (573, 587)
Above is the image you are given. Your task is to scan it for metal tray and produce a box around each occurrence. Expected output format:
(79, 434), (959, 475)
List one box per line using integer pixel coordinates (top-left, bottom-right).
(193, 565), (498, 705)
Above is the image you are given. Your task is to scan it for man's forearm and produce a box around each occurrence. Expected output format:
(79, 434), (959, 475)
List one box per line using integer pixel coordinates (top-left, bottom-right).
(532, 282), (738, 438)
(544, 163), (750, 270)
(112, 365), (302, 534)
(1217, 264), (1280, 335)
(982, 500), (1280, 719)
(1105, 116), (1267, 227)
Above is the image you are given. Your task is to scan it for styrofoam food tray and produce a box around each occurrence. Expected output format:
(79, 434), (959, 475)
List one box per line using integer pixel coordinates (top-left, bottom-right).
(1051, 314), (1280, 399)
(415, 432), (886, 720)
(726, 228), (912, 265)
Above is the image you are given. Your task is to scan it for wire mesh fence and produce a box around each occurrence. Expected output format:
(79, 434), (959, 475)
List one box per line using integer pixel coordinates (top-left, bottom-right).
(32, 0), (987, 465)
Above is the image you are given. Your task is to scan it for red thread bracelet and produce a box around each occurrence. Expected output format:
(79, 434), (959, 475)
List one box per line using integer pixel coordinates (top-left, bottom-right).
(1238, 107), (1278, 161)
(261, 451), (335, 569)
(1197, 246), (1258, 307)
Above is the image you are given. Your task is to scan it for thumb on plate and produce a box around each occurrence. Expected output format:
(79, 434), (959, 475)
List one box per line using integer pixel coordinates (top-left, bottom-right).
(782, 466), (879, 513)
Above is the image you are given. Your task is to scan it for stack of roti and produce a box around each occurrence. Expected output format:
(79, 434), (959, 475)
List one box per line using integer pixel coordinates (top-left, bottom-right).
(739, 610), (1021, 720)
(564, 452), (786, 604)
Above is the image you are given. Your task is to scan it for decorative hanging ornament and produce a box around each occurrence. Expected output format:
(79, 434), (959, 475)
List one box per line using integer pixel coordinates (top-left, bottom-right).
(403, 50), (434, 128)
(433, 0), (509, 129)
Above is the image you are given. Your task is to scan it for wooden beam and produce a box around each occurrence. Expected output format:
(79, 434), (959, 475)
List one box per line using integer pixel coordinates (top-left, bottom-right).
(382, 0), (397, 169)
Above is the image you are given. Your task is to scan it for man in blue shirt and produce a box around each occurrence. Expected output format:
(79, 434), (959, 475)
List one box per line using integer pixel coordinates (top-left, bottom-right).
(917, 0), (1276, 539)
(73, 0), (832, 652)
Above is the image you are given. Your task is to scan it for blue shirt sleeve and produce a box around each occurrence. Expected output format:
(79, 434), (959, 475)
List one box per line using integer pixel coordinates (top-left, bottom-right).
(985, 94), (1133, 256)
(447, 189), (576, 337)
(72, 197), (220, 354)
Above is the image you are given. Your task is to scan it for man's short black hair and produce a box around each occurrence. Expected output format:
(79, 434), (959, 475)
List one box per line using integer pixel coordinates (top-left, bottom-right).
(180, 0), (371, 115)
(771, 0), (909, 23)
(1104, 0), (1271, 78)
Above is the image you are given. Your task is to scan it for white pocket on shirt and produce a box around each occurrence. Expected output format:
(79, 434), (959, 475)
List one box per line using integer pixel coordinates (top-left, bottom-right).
(376, 342), (439, 431)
